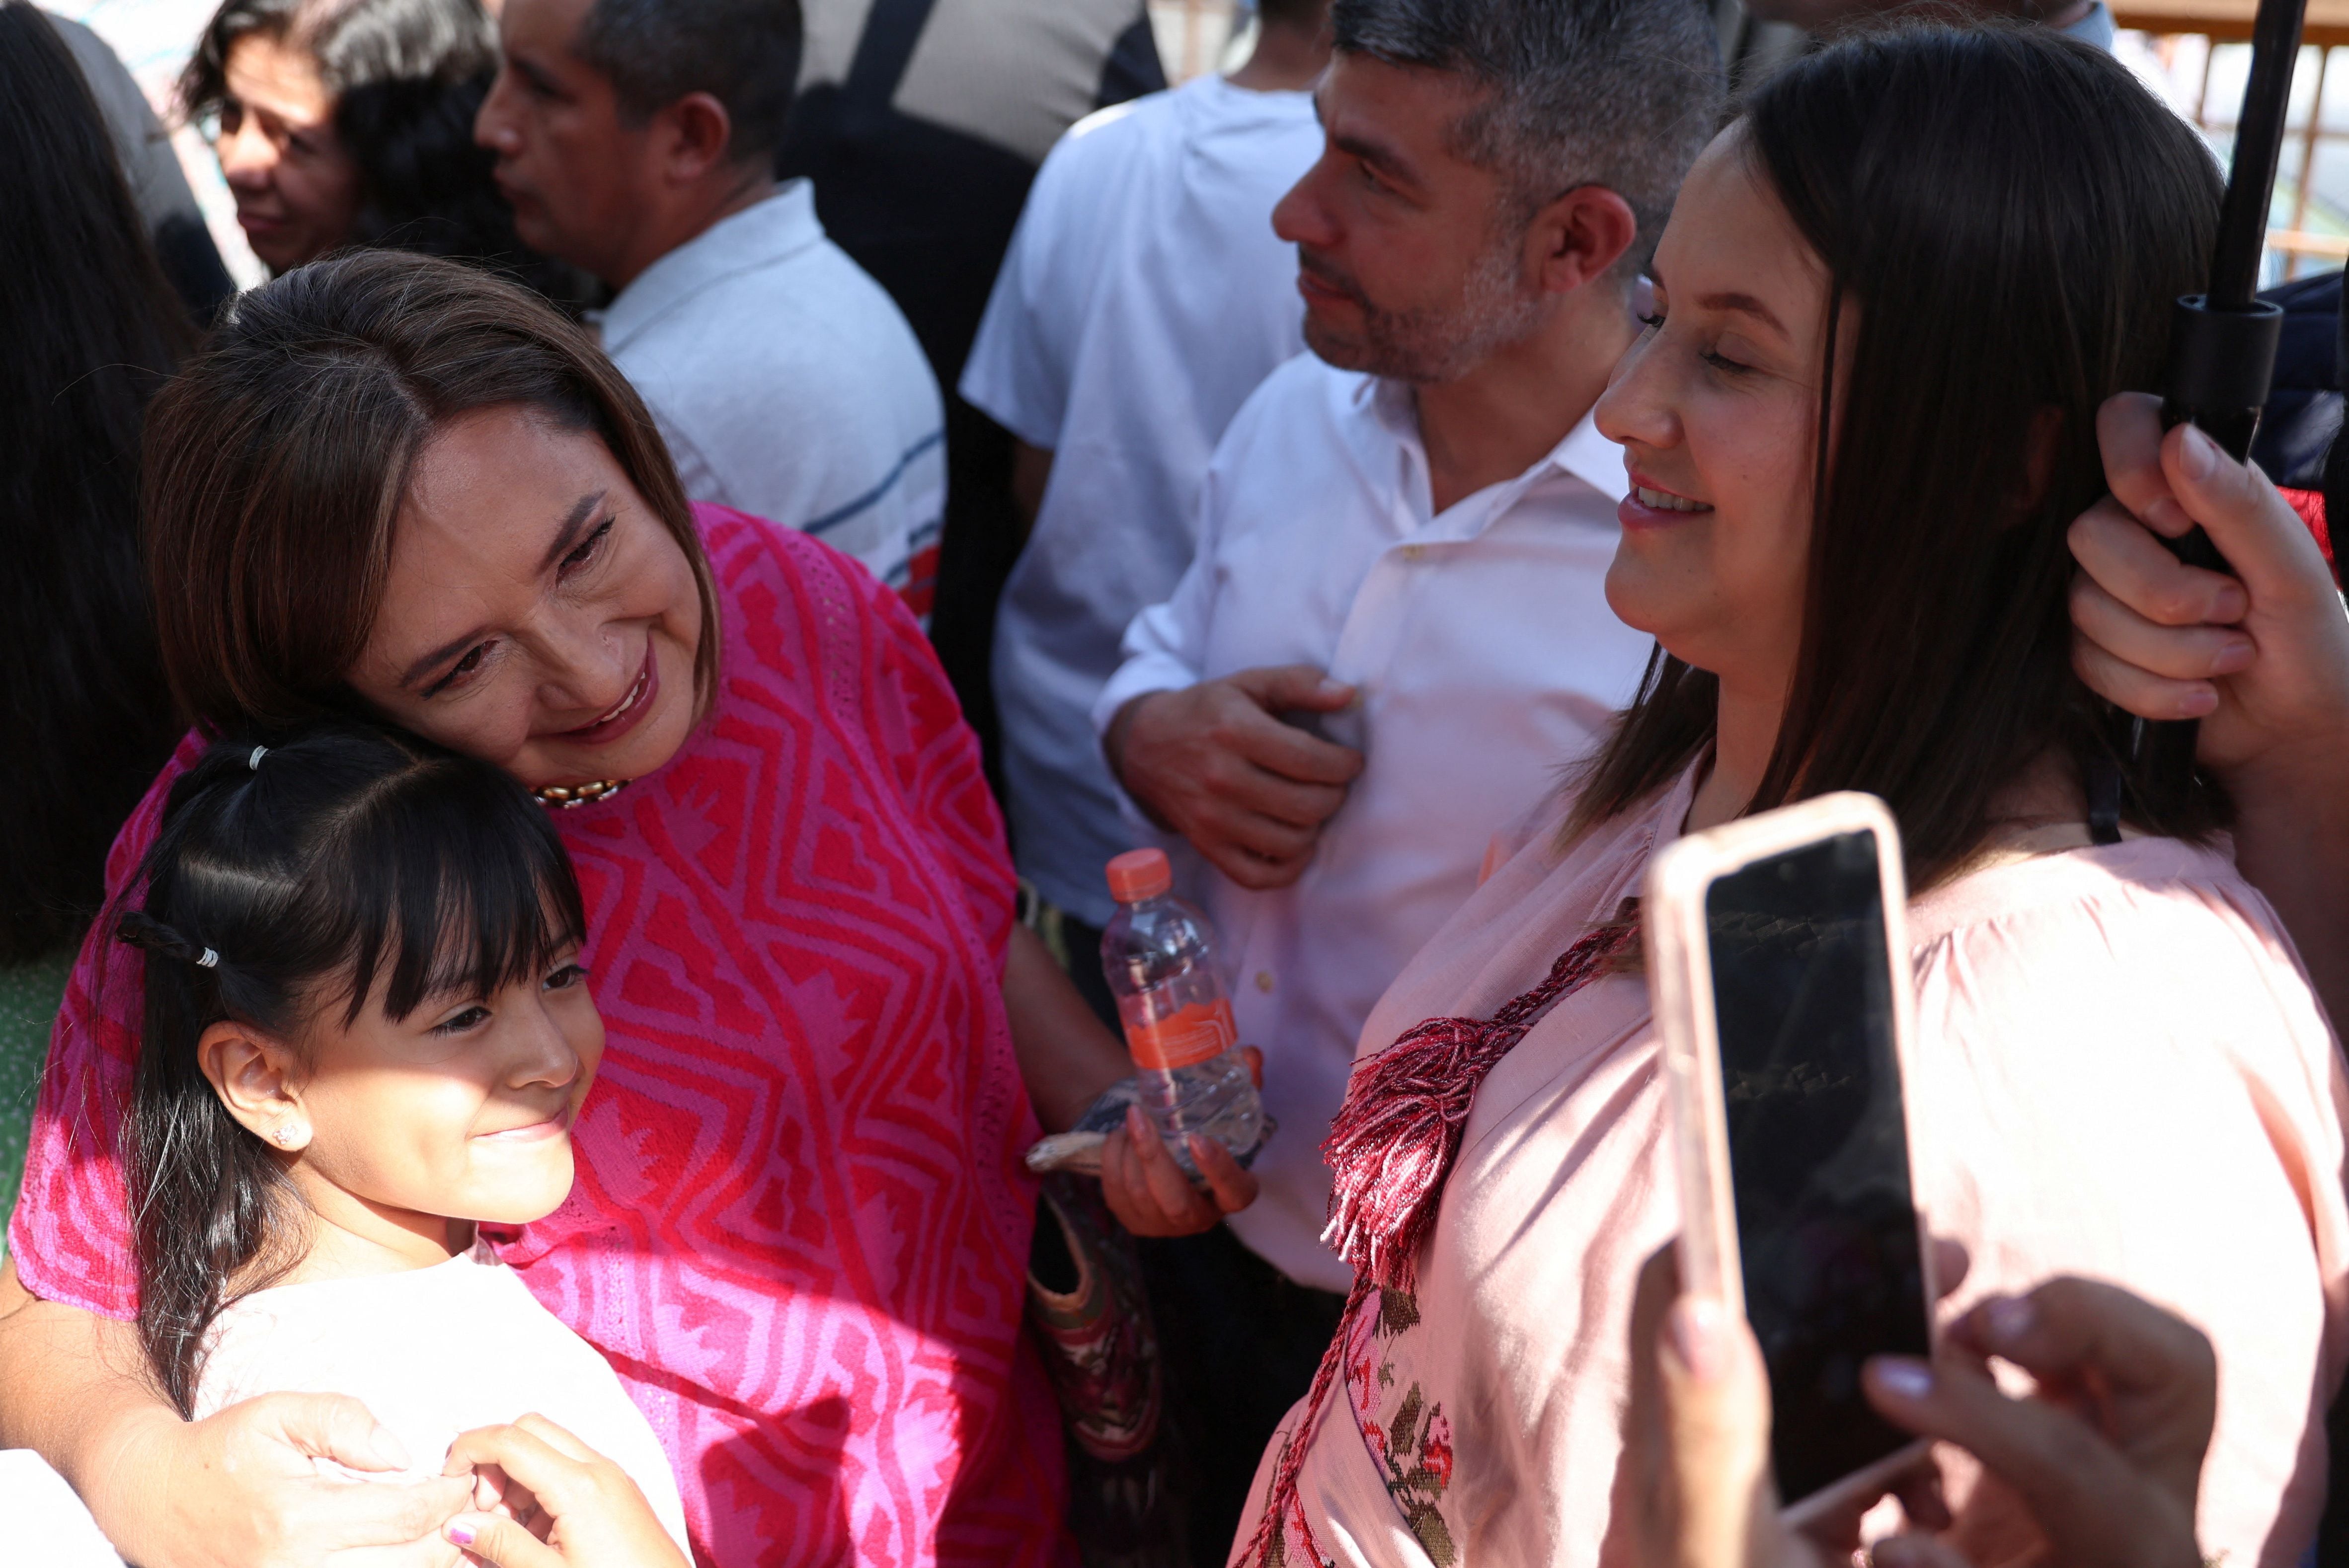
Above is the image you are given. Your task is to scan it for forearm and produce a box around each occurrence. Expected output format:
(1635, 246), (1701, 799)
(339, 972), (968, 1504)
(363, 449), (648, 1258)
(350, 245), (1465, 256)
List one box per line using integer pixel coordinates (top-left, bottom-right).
(1003, 923), (1129, 1133)
(2227, 747), (2349, 1031)
(0, 1259), (186, 1560)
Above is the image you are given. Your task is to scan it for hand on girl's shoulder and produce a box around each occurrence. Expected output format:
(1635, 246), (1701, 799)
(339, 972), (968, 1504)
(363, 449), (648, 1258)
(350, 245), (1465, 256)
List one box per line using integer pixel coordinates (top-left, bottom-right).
(441, 1415), (690, 1568)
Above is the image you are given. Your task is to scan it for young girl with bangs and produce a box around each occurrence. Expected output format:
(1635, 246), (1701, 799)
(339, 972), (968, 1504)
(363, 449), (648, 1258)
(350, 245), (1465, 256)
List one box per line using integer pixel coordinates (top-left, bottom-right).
(105, 720), (690, 1565)
(1231, 22), (2348, 1568)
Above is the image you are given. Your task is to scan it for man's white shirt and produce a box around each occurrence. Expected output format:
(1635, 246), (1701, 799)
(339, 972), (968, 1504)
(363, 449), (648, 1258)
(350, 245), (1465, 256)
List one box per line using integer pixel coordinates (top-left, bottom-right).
(1093, 357), (1656, 1292)
(596, 182), (944, 605)
(961, 73), (1322, 926)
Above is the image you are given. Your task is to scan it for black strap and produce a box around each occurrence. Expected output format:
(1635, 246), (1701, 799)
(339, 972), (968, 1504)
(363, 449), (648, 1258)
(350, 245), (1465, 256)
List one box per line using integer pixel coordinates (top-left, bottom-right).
(2087, 750), (2125, 846)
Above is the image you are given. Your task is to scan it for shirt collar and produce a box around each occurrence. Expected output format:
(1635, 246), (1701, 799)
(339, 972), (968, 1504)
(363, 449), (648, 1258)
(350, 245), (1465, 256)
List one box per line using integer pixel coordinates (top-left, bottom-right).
(1358, 373), (1628, 522)
(595, 180), (826, 353)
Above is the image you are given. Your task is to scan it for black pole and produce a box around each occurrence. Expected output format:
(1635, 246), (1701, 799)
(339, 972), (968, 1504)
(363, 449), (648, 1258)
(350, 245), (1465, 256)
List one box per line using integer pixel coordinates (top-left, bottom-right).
(2129, 0), (2306, 804)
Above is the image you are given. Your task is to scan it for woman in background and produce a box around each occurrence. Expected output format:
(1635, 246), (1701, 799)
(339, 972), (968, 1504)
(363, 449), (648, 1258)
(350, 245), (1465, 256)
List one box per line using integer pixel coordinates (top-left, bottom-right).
(0, 0), (191, 1240)
(183, 0), (590, 306)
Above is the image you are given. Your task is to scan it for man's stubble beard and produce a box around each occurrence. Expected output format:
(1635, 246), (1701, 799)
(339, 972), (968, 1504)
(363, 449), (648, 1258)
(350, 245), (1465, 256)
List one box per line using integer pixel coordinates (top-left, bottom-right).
(1304, 229), (1548, 385)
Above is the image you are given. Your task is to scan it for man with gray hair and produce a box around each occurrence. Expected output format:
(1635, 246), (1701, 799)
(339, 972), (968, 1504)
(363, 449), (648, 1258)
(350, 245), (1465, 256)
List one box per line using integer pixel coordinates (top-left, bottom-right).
(475, 0), (944, 608)
(1088, 0), (1719, 1547)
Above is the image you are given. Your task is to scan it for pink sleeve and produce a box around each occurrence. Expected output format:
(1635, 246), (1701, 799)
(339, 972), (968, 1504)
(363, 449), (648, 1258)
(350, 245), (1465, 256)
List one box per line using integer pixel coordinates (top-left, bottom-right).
(1909, 864), (2349, 1568)
(702, 503), (1018, 979)
(8, 735), (204, 1319)
(807, 526), (1018, 978)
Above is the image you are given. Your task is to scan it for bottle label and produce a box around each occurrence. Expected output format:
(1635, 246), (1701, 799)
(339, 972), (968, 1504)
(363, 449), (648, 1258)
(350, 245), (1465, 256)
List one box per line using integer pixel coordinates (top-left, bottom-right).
(1124, 998), (1238, 1072)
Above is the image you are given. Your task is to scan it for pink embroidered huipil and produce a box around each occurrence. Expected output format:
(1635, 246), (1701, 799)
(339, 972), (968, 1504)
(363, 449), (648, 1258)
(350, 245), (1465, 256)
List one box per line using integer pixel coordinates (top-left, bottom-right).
(1236, 765), (2349, 1568)
(11, 507), (1070, 1568)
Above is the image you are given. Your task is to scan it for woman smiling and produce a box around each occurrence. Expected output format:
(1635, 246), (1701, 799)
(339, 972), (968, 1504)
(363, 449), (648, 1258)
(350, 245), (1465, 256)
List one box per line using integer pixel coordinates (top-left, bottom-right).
(1232, 24), (2347, 1568)
(0, 251), (1186, 1567)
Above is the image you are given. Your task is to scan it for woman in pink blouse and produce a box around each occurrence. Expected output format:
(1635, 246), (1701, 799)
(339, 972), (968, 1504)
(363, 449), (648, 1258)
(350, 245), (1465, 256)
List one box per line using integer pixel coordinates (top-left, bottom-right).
(1232, 25), (2349, 1568)
(0, 251), (1239, 1567)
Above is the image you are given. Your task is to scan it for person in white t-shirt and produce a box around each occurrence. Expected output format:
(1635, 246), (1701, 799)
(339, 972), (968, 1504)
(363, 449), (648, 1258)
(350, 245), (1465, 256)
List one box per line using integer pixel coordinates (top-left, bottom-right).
(1086, 0), (1722, 1546)
(959, 9), (1329, 1556)
(88, 722), (691, 1565)
(959, 0), (1330, 1011)
(474, 0), (945, 611)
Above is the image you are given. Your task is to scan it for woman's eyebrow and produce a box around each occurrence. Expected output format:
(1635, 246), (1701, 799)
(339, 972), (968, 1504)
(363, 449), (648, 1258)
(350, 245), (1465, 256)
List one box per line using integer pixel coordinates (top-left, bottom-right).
(536, 489), (610, 574)
(1695, 291), (1788, 336)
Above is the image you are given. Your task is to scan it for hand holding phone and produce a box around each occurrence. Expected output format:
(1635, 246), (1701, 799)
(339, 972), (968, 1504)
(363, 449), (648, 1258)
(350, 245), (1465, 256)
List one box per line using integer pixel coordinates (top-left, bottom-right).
(1645, 793), (1940, 1525)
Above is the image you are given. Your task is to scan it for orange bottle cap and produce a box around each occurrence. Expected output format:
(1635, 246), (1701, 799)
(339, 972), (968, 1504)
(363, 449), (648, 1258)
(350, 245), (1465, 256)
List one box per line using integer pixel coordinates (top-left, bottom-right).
(1106, 848), (1173, 903)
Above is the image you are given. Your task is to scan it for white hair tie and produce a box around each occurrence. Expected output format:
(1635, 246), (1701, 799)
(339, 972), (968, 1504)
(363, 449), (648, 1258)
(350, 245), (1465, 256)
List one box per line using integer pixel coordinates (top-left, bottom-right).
(248, 746), (268, 770)
(197, 948), (219, 969)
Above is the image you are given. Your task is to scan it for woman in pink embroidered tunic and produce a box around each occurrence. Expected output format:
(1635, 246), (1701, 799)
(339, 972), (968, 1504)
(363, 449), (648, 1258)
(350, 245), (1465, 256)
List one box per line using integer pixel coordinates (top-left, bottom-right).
(1233, 27), (2349, 1568)
(0, 251), (1159, 1567)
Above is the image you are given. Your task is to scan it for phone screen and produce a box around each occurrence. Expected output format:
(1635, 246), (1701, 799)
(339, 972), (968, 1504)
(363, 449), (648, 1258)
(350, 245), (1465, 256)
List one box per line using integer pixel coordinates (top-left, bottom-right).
(1704, 828), (1928, 1505)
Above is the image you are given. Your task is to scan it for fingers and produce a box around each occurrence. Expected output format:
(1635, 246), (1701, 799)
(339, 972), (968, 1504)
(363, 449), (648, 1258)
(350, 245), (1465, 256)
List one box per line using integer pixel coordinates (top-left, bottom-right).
(1097, 1113), (1218, 1237)
(1654, 1294), (1782, 1568)
(1125, 1107), (1216, 1223)
(507, 1414), (598, 1465)
(2158, 419), (2336, 608)
(2096, 392), (2196, 539)
(266, 1391), (414, 1473)
(1888, 1457), (1951, 1533)
(329, 1537), (467, 1568)
(444, 1512), (563, 1568)
(1187, 1134), (1260, 1214)
(1870, 1533), (1977, 1568)
(2072, 630), (2220, 722)
(1943, 1278), (2215, 1499)
(1224, 720), (1364, 796)
(441, 1423), (595, 1516)
(1861, 1354), (2193, 1568)
(2070, 499), (2251, 630)
(2069, 574), (2255, 682)
(1228, 663), (1358, 716)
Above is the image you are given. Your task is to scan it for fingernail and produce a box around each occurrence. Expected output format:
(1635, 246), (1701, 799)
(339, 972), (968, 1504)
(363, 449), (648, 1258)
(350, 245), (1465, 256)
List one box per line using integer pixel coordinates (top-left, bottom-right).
(447, 1522), (477, 1547)
(1665, 1295), (1732, 1382)
(2179, 423), (2218, 482)
(1873, 1356), (1935, 1399)
(1125, 1105), (1147, 1136)
(1982, 1295), (2036, 1345)
(2212, 638), (2255, 674)
(370, 1424), (412, 1470)
(1317, 677), (1352, 700)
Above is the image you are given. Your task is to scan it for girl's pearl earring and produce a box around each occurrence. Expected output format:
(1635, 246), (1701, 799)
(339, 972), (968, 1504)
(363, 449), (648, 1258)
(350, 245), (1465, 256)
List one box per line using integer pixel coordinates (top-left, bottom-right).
(274, 1123), (303, 1147)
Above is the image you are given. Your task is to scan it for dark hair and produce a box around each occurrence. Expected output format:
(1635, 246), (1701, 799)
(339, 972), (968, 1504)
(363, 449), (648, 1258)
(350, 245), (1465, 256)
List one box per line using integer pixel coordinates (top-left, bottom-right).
(1259, 0), (1331, 31)
(1331, 0), (1722, 268)
(1566, 23), (2227, 887)
(575, 0), (802, 166)
(142, 248), (719, 732)
(118, 719), (586, 1414)
(0, 0), (192, 963)
(179, 0), (590, 305)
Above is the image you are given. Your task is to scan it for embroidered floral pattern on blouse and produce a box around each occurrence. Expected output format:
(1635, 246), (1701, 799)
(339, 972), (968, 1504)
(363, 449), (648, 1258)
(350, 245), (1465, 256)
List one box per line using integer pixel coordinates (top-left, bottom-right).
(1342, 1284), (1460, 1564)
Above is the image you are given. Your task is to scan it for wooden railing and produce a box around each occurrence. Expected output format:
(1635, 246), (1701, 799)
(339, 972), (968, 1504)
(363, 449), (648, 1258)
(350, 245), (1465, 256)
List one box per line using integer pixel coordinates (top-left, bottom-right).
(2114, 0), (2349, 278)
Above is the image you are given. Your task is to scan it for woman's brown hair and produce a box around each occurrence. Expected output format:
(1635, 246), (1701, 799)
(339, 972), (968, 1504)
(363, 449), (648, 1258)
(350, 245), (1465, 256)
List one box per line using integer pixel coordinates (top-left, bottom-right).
(143, 248), (719, 730)
(1565, 23), (2226, 890)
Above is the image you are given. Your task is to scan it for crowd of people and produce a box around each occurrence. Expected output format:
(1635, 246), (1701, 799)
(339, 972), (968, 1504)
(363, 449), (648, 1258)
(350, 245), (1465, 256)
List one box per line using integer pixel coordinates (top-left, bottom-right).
(2, 0), (2346, 1566)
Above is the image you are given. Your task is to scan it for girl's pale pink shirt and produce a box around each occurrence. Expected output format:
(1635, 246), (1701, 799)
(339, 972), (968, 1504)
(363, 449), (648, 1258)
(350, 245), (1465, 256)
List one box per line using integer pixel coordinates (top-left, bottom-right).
(1234, 765), (2349, 1568)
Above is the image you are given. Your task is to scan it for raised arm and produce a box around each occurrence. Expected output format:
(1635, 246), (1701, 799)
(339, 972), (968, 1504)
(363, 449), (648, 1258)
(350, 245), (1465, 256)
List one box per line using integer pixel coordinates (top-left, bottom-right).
(0, 1256), (470, 1568)
(2070, 392), (2349, 1022)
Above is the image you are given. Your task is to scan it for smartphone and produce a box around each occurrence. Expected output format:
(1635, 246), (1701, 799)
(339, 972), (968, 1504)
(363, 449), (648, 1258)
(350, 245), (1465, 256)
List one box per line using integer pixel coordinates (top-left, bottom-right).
(1644, 792), (1937, 1525)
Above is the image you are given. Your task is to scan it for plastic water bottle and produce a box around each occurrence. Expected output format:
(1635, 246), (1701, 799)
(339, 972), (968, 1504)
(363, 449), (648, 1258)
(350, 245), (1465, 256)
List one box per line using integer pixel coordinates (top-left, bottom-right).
(1100, 848), (1266, 1167)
